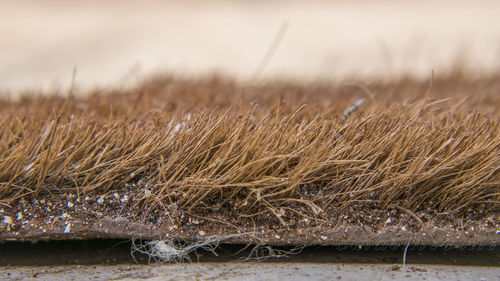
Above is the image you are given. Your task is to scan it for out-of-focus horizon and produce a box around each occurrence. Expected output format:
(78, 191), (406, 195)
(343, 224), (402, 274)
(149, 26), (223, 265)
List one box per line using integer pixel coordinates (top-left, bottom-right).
(1, 0), (499, 91)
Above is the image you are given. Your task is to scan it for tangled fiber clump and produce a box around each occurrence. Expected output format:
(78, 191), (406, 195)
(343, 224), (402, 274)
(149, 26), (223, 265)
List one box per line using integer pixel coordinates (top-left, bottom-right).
(0, 73), (498, 223)
(132, 236), (224, 263)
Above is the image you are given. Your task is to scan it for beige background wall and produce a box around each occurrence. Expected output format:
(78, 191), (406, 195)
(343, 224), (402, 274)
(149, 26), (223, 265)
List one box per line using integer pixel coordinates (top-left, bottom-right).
(1, 0), (500, 91)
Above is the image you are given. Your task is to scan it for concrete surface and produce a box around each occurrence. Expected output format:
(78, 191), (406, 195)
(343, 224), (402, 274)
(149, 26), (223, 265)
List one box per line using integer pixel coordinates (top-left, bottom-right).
(1, 0), (500, 92)
(2, 263), (499, 281)
(1, 239), (498, 280)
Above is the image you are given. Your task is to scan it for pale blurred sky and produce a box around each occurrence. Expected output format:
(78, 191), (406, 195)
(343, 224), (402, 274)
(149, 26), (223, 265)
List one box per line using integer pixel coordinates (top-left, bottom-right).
(1, 0), (499, 91)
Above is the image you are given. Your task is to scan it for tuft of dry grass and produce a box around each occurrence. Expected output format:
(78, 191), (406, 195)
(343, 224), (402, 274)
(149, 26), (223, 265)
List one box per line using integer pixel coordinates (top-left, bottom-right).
(0, 72), (498, 227)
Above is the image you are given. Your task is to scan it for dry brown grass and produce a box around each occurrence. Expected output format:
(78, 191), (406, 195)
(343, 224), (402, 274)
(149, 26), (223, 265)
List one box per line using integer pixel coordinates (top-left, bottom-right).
(0, 72), (498, 225)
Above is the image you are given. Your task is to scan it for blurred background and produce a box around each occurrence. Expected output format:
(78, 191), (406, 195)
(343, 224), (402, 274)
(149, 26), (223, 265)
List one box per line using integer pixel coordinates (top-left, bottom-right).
(1, 0), (499, 91)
